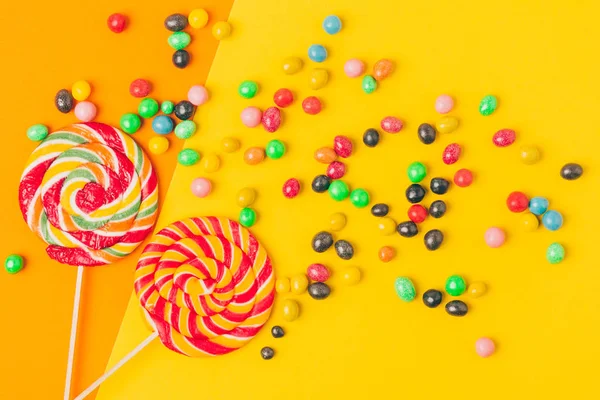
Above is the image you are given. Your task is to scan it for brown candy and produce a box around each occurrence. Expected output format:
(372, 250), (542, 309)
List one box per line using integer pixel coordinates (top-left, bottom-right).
(244, 147), (265, 165)
(314, 147), (337, 163)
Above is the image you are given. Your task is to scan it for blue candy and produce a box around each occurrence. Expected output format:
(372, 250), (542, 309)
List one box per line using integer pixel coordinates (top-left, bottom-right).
(542, 210), (563, 231)
(323, 15), (342, 35)
(529, 196), (549, 216)
(152, 115), (174, 135)
(308, 44), (328, 63)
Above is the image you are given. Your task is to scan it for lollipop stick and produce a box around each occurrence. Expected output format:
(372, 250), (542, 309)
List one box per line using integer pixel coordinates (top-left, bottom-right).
(74, 332), (159, 400)
(64, 265), (84, 400)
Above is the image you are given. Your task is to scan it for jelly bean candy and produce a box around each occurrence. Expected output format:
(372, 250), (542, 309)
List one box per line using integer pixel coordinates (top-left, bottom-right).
(107, 13), (127, 33)
(239, 207), (257, 227)
(312, 231), (334, 252)
(244, 147), (265, 165)
(221, 137), (240, 153)
(148, 136), (169, 155)
(74, 102), (97, 122)
(454, 169), (473, 187)
(308, 44), (328, 62)
(72, 80), (91, 101)
(446, 300), (468, 316)
(333, 136), (353, 158)
(266, 139), (285, 159)
(322, 15), (342, 34)
(342, 267), (361, 285)
(418, 123), (436, 144)
(164, 13), (188, 32)
(380, 116), (403, 133)
(363, 128), (379, 147)
(407, 162), (427, 183)
(546, 243), (565, 264)
(424, 229), (443, 250)
(241, 106), (262, 128)
(201, 153), (220, 173)
(520, 212), (539, 232)
(315, 147), (337, 163)
(55, 89), (74, 113)
(329, 213), (346, 231)
(312, 175), (331, 193)
(479, 95), (497, 116)
(120, 113), (141, 134)
(191, 177), (211, 198)
(423, 289), (443, 308)
(493, 129), (516, 147)
(445, 275), (466, 296)
(371, 203), (389, 217)
(282, 299), (300, 321)
(173, 50), (190, 69)
(138, 98), (159, 118)
(168, 31), (191, 50)
(129, 79), (151, 98)
(174, 121), (197, 139)
(435, 94), (454, 114)
(282, 57), (303, 74)
(408, 204), (427, 223)
(560, 163), (583, 180)
(188, 85), (209, 106)
(290, 273), (308, 294)
(302, 96), (322, 115)
(395, 277), (416, 302)
(327, 161), (346, 179)
(436, 116), (459, 134)
(334, 240), (354, 260)
(212, 21), (231, 40)
(261, 347), (275, 360)
(238, 81), (259, 99)
(519, 145), (541, 165)
(475, 338), (496, 358)
(467, 282), (486, 298)
(344, 59), (365, 78)
(4, 254), (24, 274)
(27, 124), (48, 141)
(161, 101), (174, 114)
(307, 264), (330, 282)
(362, 75), (377, 94)
(378, 217), (396, 235)
(282, 178), (300, 198)
(373, 59), (393, 81)
(236, 188), (256, 207)
(152, 115), (174, 134)
(542, 210), (563, 231)
(178, 149), (200, 166)
(329, 180), (350, 201)
(350, 188), (369, 208)
(276, 277), (290, 293)
(274, 88), (294, 108)
(262, 107), (281, 132)
(429, 200), (446, 218)
(430, 177), (450, 195)
(506, 191), (528, 212)
(442, 143), (461, 165)
(378, 246), (395, 262)
(484, 227), (506, 248)
(188, 9), (209, 29)
(309, 69), (329, 90)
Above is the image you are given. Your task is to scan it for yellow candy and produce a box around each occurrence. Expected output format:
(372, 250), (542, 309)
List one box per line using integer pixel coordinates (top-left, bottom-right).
(275, 277), (290, 293)
(212, 21), (231, 40)
(282, 57), (303, 75)
(520, 212), (539, 232)
(188, 9), (209, 29)
(221, 137), (240, 153)
(72, 80), (91, 101)
(520, 145), (541, 165)
(290, 274), (309, 294)
(309, 68), (329, 90)
(202, 153), (220, 172)
(436, 116), (459, 134)
(468, 282), (487, 298)
(341, 267), (361, 285)
(236, 187), (256, 207)
(378, 217), (396, 235)
(282, 299), (300, 321)
(329, 212), (346, 231)
(148, 136), (169, 155)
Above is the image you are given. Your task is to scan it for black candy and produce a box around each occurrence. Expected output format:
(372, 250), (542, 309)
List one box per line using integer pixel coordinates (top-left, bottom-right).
(397, 221), (418, 238)
(424, 229), (444, 250)
(363, 128), (380, 147)
(271, 326), (285, 338)
(308, 282), (331, 300)
(164, 13), (188, 31)
(422, 289), (443, 308)
(445, 300), (468, 316)
(406, 184), (426, 203)
(430, 177), (450, 195)
(261, 346), (275, 360)
(311, 174), (331, 193)
(560, 163), (583, 180)
(371, 203), (389, 217)
(429, 200), (447, 218)
(418, 123), (436, 144)
(174, 100), (195, 120)
(55, 89), (74, 113)
(334, 240), (354, 260)
(172, 50), (191, 69)
(312, 231), (334, 252)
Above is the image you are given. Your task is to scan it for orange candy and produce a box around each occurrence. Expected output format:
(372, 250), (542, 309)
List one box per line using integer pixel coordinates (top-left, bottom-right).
(378, 246), (395, 262)
(314, 147), (337, 163)
(244, 147), (265, 165)
(373, 59), (394, 81)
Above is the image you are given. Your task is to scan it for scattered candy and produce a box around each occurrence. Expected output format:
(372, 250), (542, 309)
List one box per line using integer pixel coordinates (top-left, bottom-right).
(138, 98), (159, 118)
(430, 177), (450, 195)
(236, 188), (256, 207)
(266, 139), (286, 159)
(107, 13), (127, 33)
(308, 44), (328, 62)
(329, 212), (346, 231)
(201, 153), (220, 173)
(273, 88), (294, 108)
(308, 282), (331, 299)
(546, 242), (565, 264)
(429, 200), (446, 218)
(129, 79), (151, 98)
(378, 217), (397, 235)
(177, 148), (200, 166)
(241, 106), (262, 127)
(302, 96), (322, 114)
(327, 161), (346, 179)
(371, 203), (389, 217)
(152, 115), (174, 134)
(315, 147), (337, 164)
(282, 299), (300, 321)
(453, 168), (473, 187)
(372, 59), (393, 81)
(505, 191), (528, 213)
(342, 267), (361, 285)
(560, 163), (583, 180)
(406, 184), (426, 203)
(172, 50), (191, 68)
(519, 145), (541, 164)
(350, 188), (370, 208)
(493, 129), (516, 147)
(4, 254), (24, 274)
(312, 231), (334, 252)
(322, 15), (342, 34)
(238, 81), (258, 99)
(221, 137), (240, 153)
(309, 69), (329, 90)
(381, 116), (403, 133)
(445, 300), (468, 316)
(282, 178), (300, 198)
(362, 75), (377, 94)
(424, 229), (444, 250)
(363, 128), (380, 147)
(475, 338), (495, 358)
(262, 107), (282, 132)
(445, 275), (466, 296)
(161, 101), (174, 114)
(479, 95), (498, 116)
(291, 273), (309, 294)
(395, 277), (416, 302)
(435, 94), (454, 114)
(378, 246), (395, 262)
(397, 221), (418, 237)
(212, 21), (231, 39)
(190, 177), (212, 198)
(276, 278), (290, 294)
(334, 135), (353, 158)
(74, 101), (97, 122)
(529, 196), (549, 215)
(307, 264), (330, 282)
(174, 120), (197, 139)
(174, 100), (194, 120)
(164, 13), (188, 32)
(271, 326), (285, 338)
(484, 227), (506, 248)
(335, 240), (354, 260)
(26, 124), (48, 141)
(312, 174), (331, 193)
(188, 9), (209, 28)
(188, 85), (209, 106)
(344, 59), (365, 78)
(422, 289), (443, 308)
(328, 180), (350, 201)
(407, 162), (427, 183)
(442, 143), (461, 165)
(72, 80), (91, 101)
(542, 210), (563, 231)
(417, 123), (436, 145)
(408, 204), (428, 223)
(282, 57), (303, 74)
(467, 282), (486, 298)
(520, 212), (539, 231)
(55, 89), (74, 113)
(261, 347), (275, 360)
(148, 136), (169, 155)
(239, 207), (257, 227)
(435, 116), (459, 134)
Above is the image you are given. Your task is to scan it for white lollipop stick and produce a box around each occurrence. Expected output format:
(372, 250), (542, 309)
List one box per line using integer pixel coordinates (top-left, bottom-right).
(74, 332), (159, 400)
(64, 265), (84, 400)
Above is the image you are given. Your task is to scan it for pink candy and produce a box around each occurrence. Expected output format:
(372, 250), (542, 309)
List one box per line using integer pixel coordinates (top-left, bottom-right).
(191, 178), (212, 198)
(380, 116), (403, 133)
(188, 85), (209, 106)
(333, 135), (353, 158)
(282, 178), (300, 198)
(484, 227), (506, 248)
(262, 107), (282, 132)
(240, 106), (262, 128)
(435, 94), (454, 114)
(344, 59), (365, 78)
(493, 129), (516, 147)
(475, 337), (496, 358)
(74, 101), (97, 122)
(307, 263), (330, 282)
(442, 143), (461, 165)
(327, 161), (346, 179)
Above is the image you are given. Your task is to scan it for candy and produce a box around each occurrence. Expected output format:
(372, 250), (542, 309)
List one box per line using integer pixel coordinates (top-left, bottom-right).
(329, 212), (346, 231)
(221, 137), (240, 153)
(201, 153), (220, 173)
(475, 338), (495, 358)
(107, 13), (126, 33)
(542, 210), (563, 231)
(291, 273), (309, 294)
(429, 200), (446, 218)
(161, 101), (174, 114)
(529, 196), (549, 215)
(308, 282), (331, 299)
(282, 57), (303, 74)
(238, 81), (258, 99)
(436, 116), (459, 134)
(19, 123), (158, 266)
(381, 116), (403, 133)
(422, 289), (443, 308)
(334, 135), (353, 158)
(312, 231), (334, 252)
(363, 128), (380, 147)
(323, 15), (342, 34)
(327, 161), (346, 179)
(484, 227), (506, 248)
(168, 31), (191, 50)
(55, 89), (74, 113)
(430, 177), (450, 194)
(519, 145), (541, 164)
(134, 217), (274, 356)
(342, 267), (361, 285)
(261, 347), (275, 360)
(442, 143), (461, 165)
(493, 129), (516, 147)
(406, 184), (426, 203)
(408, 204), (428, 223)
(424, 229), (444, 250)
(506, 191), (528, 212)
(266, 139), (286, 159)
(178, 148), (200, 166)
(188, 9), (209, 28)
(212, 21), (231, 40)
(4, 254), (24, 274)
(282, 178), (300, 198)
(378, 217), (397, 235)
(174, 120), (197, 139)
(560, 163), (583, 180)
(302, 96), (322, 115)
(329, 180), (350, 201)
(315, 147), (337, 163)
(308, 44), (327, 62)
(397, 221), (418, 237)
(152, 115), (174, 134)
(344, 59), (365, 78)
(262, 107), (282, 132)
(467, 282), (486, 298)
(445, 300), (468, 316)
(479, 95), (498, 116)
(520, 212), (539, 232)
(164, 13), (188, 31)
(271, 326), (285, 338)
(282, 299), (300, 321)
(307, 264), (330, 282)
(394, 277), (416, 302)
(335, 240), (354, 260)
(74, 102), (97, 122)
(244, 147), (265, 165)
(190, 177), (212, 198)
(236, 188), (256, 207)
(546, 243), (565, 264)
(378, 246), (395, 262)
(350, 188), (370, 208)
(445, 275), (466, 296)
(417, 123), (436, 144)
(454, 169), (473, 187)
(188, 85), (209, 106)
(362, 75), (377, 94)
(407, 162), (427, 183)
(148, 136), (169, 155)
(129, 79), (151, 98)
(312, 175), (331, 193)
(239, 207), (257, 227)
(72, 80), (91, 101)
(274, 88), (294, 108)
(371, 203), (389, 217)
(173, 50), (191, 68)
(373, 59), (393, 81)
(435, 94), (454, 114)
(138, 98), (159, 118)
(241, 106), (262, 127)
(174, 100), (194, 120)
(27, 124), (49, 141)
(309, 69), (329, 90)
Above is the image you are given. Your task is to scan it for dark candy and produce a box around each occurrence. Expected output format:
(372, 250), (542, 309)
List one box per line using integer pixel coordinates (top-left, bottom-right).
(422, 289), (443, 308)
(271, 326), (285, 338)
(397, 221), (418, 238)
(261, 346), (275, 360)
(406, 184), (426, 203)
(164, 13), (188, 31)
(418, 123), (436, 144)
(560, 163), (583, 180)
(445, 300), (468, 316)
(55, 89), (74, 113)
(312, 231), (334, 252)
(334, 240), (354, 260)
(172, 50), (191, 69)
(424, 229), (444, 250)
(363, 128), (380, 147)
(311, 175), (331, 193)
(429, 200), (447, 218)
(430, 178), (449, 195)
(371, 203), (389, 217)
(308, 282), (331, 300)
(174, 100), (194, 120)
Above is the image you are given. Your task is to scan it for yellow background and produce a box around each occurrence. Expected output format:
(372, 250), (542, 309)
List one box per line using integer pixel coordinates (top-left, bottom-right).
(103, 0), (598, 398)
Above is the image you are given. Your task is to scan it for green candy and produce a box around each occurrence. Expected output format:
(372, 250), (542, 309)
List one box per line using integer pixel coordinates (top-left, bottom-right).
(238, 80), (259, 99)
(349, 188), (370, 208)
(138, 98), (159, 118)
(5, 254), (24, 274)
(395, 277), (416, 302)
(265, 139), (285, 159)
(177, 148), (200, 166)
(362, 75), (377, 94)
(546, 243), (565, 264)
(168, 32), (191, 50)
(407, 162), (427, 183)
(479, 95), (498, 116)
(174, 121), (197, 139)
(445, 275), (466, 296)
(26, 124), (49, 141)
(161, 101), (174, 114)
(239, 207), (257, 227)
(328, 180), (350, 201)
(120, 113), (141, 134)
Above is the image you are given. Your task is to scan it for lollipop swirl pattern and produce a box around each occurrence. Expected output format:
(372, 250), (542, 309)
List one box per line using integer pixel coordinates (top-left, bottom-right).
(19, 122), (158, 266)
(134, 217), (275, 356)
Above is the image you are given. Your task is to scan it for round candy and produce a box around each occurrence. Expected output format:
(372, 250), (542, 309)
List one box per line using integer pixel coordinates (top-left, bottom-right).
(429, 200), (446, 219)
(408, 204), (428, 223)
(475, 338), (496, 358)
(129, 79), (151, 98)
(445, 275), (466, 296)
(282, 299), (300, 321)
(547, 243), (565, 264)
(173, 50), (191, 68)
(327, 161), (346, 179)
(315, 147), (337, 163)
(266, 139), (286, 159)
(484, 227), (506, 248)
(322, 15), (342, 34)
(282, 57), (303, 74)
(529, 196), (549, 215)
(430, 177), (450, 195)
(442, 143), (461, 165)
(344, 59), (365, 78)
(212, 21), (231, 39)
(342, 267), (361, 285)
(261, 347), (275, 360)
(520, 212), (539, 232)
(329, 213), (346, 231)
(542, 210), (563, 231)
(479, 95), (498, 116)
(174, 100), (195, 120)
(493, 129), (516, 147)
(148, 136), (169, 155)
(262, 107), (282, 132)
(152, 115), (174, 134)
(107, 13), (126, 33)
(190, 177), (212, 198)
(363, 128), (380, 147)
(4, 254), (24, 274)
(244, 147), (265, 165)
(241, 107), (262, 128)
(161, 101), (174, 114)
(397, 221), (418, 238)
(74, 102), (97, 122)
(407, 162), (427, 183)
(378, 217), (397, 236)
(307, 263), (330, 282)
(468, 282), (487, 298)
(302, 96), (322, 115)
(349, 188), (369, 208)
(174, 120), (197, 139)
(329, 180), (350, 201)
(454, 169), (473, 187)
(334, 135), (353, 158)
(188, 85), (209, 106)
(138, 98), (159, 118)
(519, 145), (541, 165)
(436, 116), (459, 134)
(27, 124), (49, 141)
(238, 81), (258, 99)
(371, 203), (389, 217)
(239, 207), (257, 227)
(290, 273), (309, 294)
(236, 188), (256, 207)
(381, 116), (403, 133)
(311, 175), (331, 193)
(164, 13), (188, 31)
(394, 277), (416, 302)
(168, 31), (191, 50)
(406, 184), (426, 204)
(308, 44), (327, 62)
(188, 9), (209, 28)
(445, 300), (468, 316)
(276, 277), (290, 293)
(201, 153), (220, 173)
(335, 240), (354, 260)
(282, 178), (300, 198)
(373, 59), (393, 81)
(362, 75), (377, 94)
(417, 123), (436, 145)
(312, 231), (334, 252)
(308, 282), (331, 299)
(423, 289), (443, 308)
(221, 137), (240, 153)
(309, 69), (329, 90)
(55, 89), (74, 113)
(274, 88), (294, 108)
(435, 94), (454, 114)
(507, 191), (529, 212)
(560, 163), (583, 180)
(72, 80), (91, 101)
(271, 326), (285, 338)
(378, 246), (395, 262)
(424, 229), (444, 251)
(178, 148), (200, 166)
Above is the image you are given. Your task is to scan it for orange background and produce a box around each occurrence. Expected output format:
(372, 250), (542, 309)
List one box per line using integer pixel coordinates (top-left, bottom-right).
(0, 1), (232, 398)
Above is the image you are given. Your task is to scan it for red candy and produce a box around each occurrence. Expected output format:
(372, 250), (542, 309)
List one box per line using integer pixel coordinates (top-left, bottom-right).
(273, 88), (294, 108)
(454, 168), (473, 187)
(327, 161), (346, 179)
(302, 96), (322, 115)
(262, 107), (282, 132)
(443, 143), (461, 165)
(307, 263), (330, 282)
(107, 13), (127, 33)
(333, 135), (353, 158)
(408, 204), (428, 223)
(506, 191), (529, 212)
(493, 129), (516, 147)
(282, 178), (300, 198)
(129, 79), (151, 98)
(380, 116), (403, 133)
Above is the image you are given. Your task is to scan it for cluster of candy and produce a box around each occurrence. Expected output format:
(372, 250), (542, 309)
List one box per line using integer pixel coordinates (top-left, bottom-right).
(51, 80), (97, 124)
